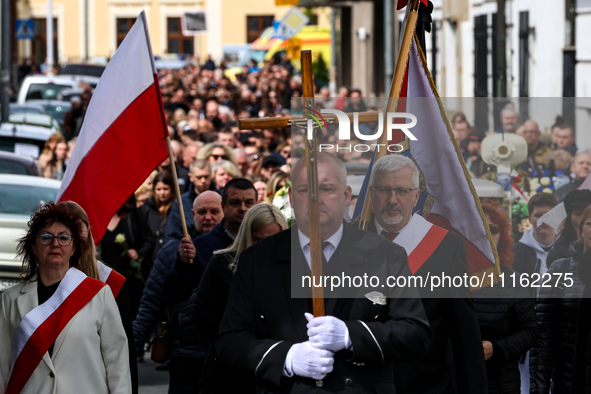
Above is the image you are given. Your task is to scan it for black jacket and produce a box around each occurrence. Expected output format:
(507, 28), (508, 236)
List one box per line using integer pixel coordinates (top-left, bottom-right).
(217, 225), (432, 393)
(368, 219), (487, 394)
(547, 234), (574, 269)
(132, 239), (207, 360)
(530, 242), (585, 394)
(194, 252), (256, 393)
(473, 267), (539, 394)
(570, 249), (591, 393)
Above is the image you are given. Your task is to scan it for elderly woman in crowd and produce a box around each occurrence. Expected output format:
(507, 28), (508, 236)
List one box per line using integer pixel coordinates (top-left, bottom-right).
(211, 160), (240, 192)
(195, 203), (288, 393)
(0, 202), (131, 394)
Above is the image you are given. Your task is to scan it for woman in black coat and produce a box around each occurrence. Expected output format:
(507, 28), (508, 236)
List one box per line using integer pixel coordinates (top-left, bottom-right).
(530, 204), (591, 393)
(194, 204), (287, 393)
(473, 200), (539, 394)
(569, 206), (591, 392)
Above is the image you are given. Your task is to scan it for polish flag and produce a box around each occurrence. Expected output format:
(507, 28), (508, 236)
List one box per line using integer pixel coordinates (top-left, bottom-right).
(57, 11), (169, 244)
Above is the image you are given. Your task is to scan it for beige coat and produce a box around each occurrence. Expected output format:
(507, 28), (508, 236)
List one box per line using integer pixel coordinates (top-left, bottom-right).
(0, 278), (131, 394)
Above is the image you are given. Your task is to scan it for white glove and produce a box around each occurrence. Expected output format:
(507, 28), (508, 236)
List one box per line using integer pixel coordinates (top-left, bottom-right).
(305, 312), (351, 352)
(287, 341), (334, 380)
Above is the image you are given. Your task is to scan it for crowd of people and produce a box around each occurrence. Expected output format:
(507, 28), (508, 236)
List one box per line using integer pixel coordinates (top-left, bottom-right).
(3, 54), (591, 394)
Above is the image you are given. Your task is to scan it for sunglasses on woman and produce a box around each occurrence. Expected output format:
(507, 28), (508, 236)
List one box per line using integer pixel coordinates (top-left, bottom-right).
(212, 154), (228, 160)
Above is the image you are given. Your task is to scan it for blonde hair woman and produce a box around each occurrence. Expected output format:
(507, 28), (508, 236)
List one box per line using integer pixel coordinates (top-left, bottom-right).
(197, 142), (237, 166)
(263, 170), (290, 204)
(211, 160), (240, 191)
(194, 204), (288, 392)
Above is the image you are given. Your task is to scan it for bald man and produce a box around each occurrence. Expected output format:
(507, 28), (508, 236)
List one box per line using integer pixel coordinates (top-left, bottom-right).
(192, 191), (223, 234)
(133, 191), (223, 393)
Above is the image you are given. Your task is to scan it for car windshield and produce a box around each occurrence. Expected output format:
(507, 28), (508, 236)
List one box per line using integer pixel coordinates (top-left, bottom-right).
(26, 83), (73, 101)
(41, 103), (71, 123)
(0, 184), (58, 214)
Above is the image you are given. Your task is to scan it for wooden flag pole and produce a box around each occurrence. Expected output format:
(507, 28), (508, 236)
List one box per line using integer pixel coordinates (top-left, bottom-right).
(301, 51), (325, 317)
(165, 136), (192, 263)
(357, 0), (421, 230)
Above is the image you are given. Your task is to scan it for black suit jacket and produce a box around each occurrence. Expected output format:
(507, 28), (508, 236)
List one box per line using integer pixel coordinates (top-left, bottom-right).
(368, 219), (488, 394)
(217, 223), (431, 393)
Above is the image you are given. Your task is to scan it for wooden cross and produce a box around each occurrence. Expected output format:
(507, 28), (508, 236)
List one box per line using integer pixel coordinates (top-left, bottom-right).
(237, 0), (421, 314)
(238, 50), (325, 317)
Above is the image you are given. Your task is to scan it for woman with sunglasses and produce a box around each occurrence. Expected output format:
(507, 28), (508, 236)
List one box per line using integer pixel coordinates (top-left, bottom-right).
(197, 142), (237, 167)
(0, 202), (131, 394)
(472, 200), (539, 394)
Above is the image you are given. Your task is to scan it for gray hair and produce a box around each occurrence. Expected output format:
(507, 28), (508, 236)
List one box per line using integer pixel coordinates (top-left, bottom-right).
(211, 159), (241, 179)
(371, 154), (419, 188)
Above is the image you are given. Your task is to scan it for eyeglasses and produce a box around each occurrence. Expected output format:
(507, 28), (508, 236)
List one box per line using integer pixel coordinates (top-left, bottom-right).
(248, 154), (260, 161)
(488, 225), (500, 235)
(211, 154), (228, 160)
(371, 186), (418, 198)
(38, 233), (73, 246)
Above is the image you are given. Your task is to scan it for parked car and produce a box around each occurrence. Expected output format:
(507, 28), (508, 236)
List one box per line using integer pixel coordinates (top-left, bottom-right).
(17, 75), (78, 104)
(26, 99), (72, 128)
(8, 102), (47, 116)
(59, 63), (105, 78)
(0, 174), (61, 292)
(9, 113), (62, 132)
(0, 151), (41, 175)
(0, 122), (54, 159)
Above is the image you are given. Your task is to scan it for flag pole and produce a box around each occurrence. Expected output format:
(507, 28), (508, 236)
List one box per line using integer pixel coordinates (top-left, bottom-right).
(165, 136), (191, 245)
(140, 11), (192, 260)
(301, 50), (325, 317)
(358, 0), (420, 230)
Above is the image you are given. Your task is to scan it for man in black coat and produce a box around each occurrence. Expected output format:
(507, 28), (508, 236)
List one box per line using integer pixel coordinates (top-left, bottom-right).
(368, 154), (487, 394)
(215, 153), (431, 393)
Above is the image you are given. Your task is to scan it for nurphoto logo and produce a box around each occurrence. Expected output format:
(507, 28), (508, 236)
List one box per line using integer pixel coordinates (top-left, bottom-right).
(305, 108), (419, 153)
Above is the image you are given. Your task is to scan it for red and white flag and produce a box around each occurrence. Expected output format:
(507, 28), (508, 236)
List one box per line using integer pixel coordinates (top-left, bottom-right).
(57, 11), (169, 244)
(394, 36), (499, 279)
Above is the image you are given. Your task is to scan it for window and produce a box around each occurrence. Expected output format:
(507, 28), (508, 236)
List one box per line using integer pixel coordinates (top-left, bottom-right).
(246, 15), (274, 43)
(473, 15), (488, 98)
(167, 17), (194, 54)
(518, 11), (529, 98)
(116, 18), (136, 48)
(32, 18), (57, 66)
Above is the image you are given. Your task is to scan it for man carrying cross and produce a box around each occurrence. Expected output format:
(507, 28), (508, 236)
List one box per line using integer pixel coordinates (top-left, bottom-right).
(216, 152), (431, 393)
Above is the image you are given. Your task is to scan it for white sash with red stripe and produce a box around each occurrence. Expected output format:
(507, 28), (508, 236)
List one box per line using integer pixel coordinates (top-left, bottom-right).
(97, 261), (126, 299)
(392, 214), (448, 274)
(6, 268), (105, 394)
